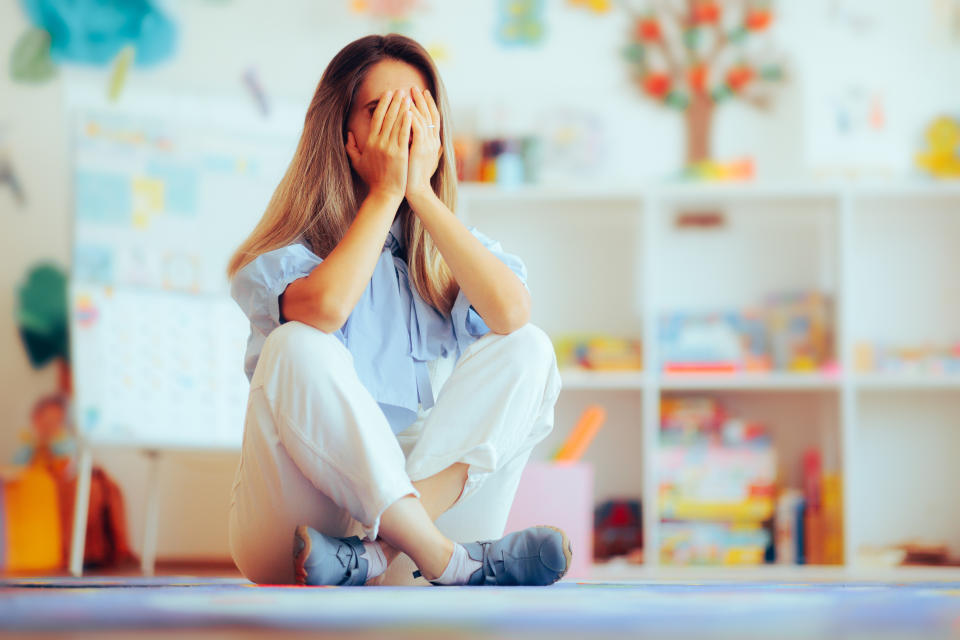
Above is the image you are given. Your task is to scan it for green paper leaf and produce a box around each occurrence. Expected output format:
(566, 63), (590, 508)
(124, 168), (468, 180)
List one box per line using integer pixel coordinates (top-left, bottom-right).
(760, 65), (783, 81)
(623, 42), (645, 63)
(711, 84), (733, 103)
(728, 25), (748, 43)
(108, 45), (135, 102)
(683, 28), (701, 49)
(9, 28), (57, 84)
(665, 90), (690, 110)
(16, 263), (69, 368)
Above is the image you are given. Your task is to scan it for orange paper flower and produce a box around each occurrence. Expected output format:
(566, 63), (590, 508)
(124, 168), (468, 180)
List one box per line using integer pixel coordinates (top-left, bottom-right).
(644, 72), (672, 98)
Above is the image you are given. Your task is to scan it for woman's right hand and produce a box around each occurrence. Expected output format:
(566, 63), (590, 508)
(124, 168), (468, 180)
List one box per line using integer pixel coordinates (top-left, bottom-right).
(345, 89), (413, 201)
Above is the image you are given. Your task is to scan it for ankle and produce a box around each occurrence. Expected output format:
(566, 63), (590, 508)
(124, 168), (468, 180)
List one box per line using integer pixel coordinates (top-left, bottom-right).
(377, 538), (401, 564)
(419, 538), (456, 582)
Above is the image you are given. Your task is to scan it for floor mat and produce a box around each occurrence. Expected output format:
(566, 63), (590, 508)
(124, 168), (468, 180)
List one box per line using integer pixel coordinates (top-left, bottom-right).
(2, 577), (960, 638)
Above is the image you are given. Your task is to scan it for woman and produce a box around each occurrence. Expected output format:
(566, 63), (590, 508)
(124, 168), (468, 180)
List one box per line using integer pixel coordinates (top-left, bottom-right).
(225, 33), (569, 587)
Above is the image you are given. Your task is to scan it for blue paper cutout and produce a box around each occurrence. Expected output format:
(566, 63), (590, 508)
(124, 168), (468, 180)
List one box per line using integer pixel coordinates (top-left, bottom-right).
(19, 0), (177, 67)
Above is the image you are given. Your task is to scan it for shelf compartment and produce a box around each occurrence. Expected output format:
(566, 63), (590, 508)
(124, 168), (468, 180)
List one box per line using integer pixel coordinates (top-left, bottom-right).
(852, 390), (960, 562)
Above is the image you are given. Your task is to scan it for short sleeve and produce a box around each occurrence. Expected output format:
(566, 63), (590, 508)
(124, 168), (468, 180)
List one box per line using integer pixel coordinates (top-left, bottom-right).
(229, 243), (324, 337)
(450, 226), (529, 355)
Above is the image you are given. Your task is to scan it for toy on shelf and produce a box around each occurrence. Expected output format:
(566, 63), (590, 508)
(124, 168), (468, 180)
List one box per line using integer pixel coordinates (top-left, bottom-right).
(658, 397), (776, 565)
(660, 521), (770, 565)
(771, 448), (843, 566)
(594, 499), (643, 563)
(553, 333), (643, 371)
(659, 290), (835, 373)
(453, 105), (604, 186)
(1, 393), (74, 571)
(854, 341), (960, 375)
(658, 397), (843, 566)
(454, 133), (542, 186)
(915, 115), (960, 179)
(552, 405), (607, 464)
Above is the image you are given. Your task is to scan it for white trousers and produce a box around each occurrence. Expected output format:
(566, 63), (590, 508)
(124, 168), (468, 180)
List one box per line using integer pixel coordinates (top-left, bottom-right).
(227, 320), (562, 585)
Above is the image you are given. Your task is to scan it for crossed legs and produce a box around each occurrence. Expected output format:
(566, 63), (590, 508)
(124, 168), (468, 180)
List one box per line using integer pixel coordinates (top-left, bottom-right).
(228, 320), (561, 584)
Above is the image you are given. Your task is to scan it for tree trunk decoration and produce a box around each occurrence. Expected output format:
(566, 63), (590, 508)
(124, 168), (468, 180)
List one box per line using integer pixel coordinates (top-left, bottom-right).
(685, 92), (713, 165)
(621, 0), (786, 168)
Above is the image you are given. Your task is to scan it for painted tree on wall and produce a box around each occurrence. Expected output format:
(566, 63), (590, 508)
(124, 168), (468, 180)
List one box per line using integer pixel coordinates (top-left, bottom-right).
(621, 0), (786, 165)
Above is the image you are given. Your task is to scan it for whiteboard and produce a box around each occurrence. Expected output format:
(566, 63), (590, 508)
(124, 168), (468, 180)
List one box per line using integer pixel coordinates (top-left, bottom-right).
(67, 86), (301, 449)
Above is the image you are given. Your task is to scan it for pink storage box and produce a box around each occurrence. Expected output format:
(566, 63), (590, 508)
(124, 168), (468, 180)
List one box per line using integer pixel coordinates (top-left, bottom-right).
(504, 461), (594, 578)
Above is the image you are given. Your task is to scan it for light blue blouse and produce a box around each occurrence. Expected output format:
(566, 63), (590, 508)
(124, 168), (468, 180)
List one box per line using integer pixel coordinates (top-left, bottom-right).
(229, 215), (529, 434)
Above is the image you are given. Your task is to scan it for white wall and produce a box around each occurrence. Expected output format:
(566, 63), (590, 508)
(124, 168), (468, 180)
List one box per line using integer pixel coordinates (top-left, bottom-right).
(2, 0), (959, 560)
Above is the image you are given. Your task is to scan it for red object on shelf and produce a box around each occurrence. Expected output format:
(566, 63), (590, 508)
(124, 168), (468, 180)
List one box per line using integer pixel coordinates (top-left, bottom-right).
(803, 449), (822, 510)
(664, 362), (739, 374)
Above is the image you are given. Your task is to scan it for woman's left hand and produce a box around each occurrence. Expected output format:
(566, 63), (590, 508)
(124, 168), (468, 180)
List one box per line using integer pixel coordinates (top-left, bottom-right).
(405, 86), (442, 201)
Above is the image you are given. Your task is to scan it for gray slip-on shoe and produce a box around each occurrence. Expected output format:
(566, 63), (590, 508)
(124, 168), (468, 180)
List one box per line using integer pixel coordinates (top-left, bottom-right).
(416, 525), (572, 586)
(293, 524), (369, 586)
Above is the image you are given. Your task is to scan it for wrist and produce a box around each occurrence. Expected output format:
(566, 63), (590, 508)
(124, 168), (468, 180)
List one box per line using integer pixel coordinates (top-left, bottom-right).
(367, 187), (405, 206)
(406, 185), (437, 206)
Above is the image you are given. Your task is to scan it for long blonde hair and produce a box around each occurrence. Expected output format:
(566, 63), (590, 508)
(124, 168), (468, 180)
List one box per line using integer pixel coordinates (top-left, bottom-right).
(226, 34), (459, 314)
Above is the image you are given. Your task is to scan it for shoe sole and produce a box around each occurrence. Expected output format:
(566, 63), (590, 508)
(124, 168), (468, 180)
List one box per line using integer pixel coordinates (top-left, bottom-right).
(540, 525), (573, 585)
(293, 524), (311, 586)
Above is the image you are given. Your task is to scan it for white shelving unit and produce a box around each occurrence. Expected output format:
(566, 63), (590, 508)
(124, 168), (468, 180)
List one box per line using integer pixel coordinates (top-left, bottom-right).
(458, 180), (960, 574)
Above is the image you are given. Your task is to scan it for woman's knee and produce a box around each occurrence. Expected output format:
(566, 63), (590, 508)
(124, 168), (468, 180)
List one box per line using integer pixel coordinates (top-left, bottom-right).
(261, 320), (350, 378)
(503, 323), (557, 373)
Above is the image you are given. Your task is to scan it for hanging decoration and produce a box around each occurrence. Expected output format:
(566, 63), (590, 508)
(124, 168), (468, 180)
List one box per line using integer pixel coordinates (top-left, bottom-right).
(349, 0), (424, 34)
(0, 128), (27, 206)
(619, 0), (787, 168)
(9, 28), (57, 83)
(10, 0), (178, 100)
(242, 67), (270, 117)
(496, 0), (547, 46)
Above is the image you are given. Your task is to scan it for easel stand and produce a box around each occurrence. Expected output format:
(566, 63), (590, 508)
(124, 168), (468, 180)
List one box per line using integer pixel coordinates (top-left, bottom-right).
(69, 442), (164, 577)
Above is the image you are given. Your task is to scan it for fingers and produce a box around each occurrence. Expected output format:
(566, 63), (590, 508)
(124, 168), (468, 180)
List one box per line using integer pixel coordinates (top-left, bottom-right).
(370, 89), (393, 139)
(379, 91), (406, 141)
(396, 107), (413, 148)
(389, 93), (412, 145)
(409, 108), (423, 145)
(411, 86), (432, 126)
(423, 89), (440, 128)
(408, 105), (429, 132)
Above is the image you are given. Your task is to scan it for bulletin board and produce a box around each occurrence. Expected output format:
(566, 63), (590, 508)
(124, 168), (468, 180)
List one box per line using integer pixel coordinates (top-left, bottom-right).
(67, 90), (300, 449)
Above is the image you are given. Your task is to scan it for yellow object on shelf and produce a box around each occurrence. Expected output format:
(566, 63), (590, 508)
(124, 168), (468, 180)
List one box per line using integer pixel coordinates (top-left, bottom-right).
(724, 547), (767, 565)
(553, 333), (643, 371)
(822, 472), (844, 565)
(915, 115), (960, 178)
(660, 496), (775, 522)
